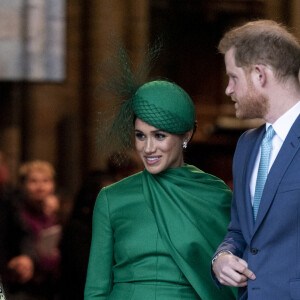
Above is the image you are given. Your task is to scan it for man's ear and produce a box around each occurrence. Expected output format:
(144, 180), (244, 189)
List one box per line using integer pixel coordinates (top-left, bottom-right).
(253, 64), (267, 87)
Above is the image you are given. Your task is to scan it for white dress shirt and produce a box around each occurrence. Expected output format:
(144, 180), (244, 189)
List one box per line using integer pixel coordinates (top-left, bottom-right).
(250, 101), (300, 205)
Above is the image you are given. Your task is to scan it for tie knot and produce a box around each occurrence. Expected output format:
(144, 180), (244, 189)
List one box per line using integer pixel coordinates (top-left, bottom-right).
(264, 125), (275, 142)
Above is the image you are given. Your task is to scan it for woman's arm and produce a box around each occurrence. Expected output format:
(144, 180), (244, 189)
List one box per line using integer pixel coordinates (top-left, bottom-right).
(84, 188), (114, 300)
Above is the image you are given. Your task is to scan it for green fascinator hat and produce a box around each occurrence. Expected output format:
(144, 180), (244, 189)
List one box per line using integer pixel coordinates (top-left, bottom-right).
(133, 80), (195, 134)
(96, 39), (196, 164)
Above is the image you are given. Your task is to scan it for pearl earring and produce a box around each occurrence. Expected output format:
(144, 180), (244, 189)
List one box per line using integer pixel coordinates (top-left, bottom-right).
(183, 141), (188, 149)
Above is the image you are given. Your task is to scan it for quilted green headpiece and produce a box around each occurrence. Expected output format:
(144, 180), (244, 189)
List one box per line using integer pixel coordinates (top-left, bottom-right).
(133, 80), (195, 134)
(96, 39), (196, 165)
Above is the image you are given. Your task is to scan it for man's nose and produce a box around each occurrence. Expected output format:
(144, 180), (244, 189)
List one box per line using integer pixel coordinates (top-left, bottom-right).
(225, 80), (234, 96)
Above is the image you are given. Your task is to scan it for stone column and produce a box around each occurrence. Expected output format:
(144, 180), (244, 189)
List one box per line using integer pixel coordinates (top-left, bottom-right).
(85, 0), (150, 171)
(23, 0), (83, 193)
(264, 0), (288, 22)
(289, 0), (300, 38)
(127, 0), (150, 65)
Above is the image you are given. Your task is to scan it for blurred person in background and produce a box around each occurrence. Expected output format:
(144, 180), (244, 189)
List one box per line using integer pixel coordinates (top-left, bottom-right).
(59, 170), (115, 300)
(43, 194), (61, 220)
(7, 160), (62, 300)
(0, 151), (33, 296)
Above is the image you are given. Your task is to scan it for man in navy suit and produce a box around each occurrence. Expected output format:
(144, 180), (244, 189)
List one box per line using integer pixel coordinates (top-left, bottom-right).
(212, 20), (300, 299)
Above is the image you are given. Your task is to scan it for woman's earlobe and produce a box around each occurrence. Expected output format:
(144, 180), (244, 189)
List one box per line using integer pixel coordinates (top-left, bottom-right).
(185, 129), (194, 143)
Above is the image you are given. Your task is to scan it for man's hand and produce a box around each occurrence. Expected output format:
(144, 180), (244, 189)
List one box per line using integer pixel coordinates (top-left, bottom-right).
(212, 252), (256, 287)
(8, 255), (34, 283)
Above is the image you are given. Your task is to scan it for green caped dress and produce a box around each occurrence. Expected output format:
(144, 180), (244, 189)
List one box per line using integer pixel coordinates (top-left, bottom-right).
(84, 164), (236, 300)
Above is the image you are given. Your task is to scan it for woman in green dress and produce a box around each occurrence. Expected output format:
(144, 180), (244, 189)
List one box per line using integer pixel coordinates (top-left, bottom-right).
(84, 77), (236, 300)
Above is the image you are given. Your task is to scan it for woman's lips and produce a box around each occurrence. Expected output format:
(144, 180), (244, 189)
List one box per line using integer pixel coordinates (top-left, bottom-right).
(145, 156), (161, 165)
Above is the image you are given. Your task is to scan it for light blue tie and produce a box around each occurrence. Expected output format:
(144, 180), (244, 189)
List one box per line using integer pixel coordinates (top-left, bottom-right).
(253, 125), (275, 220)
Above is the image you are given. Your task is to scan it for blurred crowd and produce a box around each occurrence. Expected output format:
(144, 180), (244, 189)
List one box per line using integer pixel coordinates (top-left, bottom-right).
(0, 151), (141, 300)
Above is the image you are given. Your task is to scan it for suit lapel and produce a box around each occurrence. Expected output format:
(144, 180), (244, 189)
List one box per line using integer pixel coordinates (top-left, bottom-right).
(254, 116), (300, 233)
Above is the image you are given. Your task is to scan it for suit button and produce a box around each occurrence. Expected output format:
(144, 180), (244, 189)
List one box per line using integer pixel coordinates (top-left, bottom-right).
(250, 248), (259, 255)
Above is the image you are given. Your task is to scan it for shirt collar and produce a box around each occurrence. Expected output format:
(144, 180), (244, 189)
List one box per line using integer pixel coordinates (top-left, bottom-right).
(266, 101), (300, 141)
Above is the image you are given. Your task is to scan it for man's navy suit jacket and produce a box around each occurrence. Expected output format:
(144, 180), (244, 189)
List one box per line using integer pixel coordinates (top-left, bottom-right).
(215, 115), (300, 300)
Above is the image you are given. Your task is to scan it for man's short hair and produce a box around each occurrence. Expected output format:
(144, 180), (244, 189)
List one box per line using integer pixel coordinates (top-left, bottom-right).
(218, 19), (300, 81)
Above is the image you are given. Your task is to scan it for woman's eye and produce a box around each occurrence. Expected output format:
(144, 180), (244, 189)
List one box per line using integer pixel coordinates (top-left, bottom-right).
(135, 132), (145, 140)
(155, 133), (166, 140)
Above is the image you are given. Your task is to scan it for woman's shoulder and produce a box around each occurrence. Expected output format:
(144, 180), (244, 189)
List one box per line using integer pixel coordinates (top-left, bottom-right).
(96, 172), (144, 208)
(103, 171), (143, 194)
(184, 164), (231, 190)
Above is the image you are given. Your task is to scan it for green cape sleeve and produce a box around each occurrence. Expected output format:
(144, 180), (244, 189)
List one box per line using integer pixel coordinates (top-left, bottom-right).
(142, 165), (237, 300)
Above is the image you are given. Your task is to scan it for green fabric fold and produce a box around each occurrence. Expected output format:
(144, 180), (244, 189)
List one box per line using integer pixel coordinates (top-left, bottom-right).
(142, 164), (237, 300)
